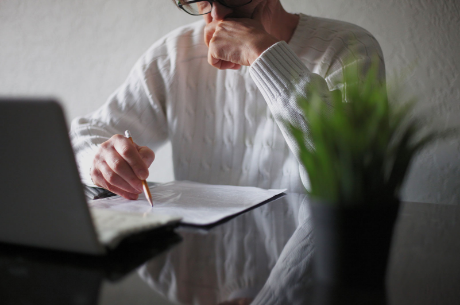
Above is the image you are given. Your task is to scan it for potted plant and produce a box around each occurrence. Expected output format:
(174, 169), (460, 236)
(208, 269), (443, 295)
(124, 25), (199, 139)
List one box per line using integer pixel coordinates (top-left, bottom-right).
(286, 61), (444, 289)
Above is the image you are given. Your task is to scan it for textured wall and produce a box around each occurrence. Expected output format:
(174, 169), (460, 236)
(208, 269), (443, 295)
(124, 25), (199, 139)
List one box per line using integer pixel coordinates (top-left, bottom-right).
(1, 0), (459, 203)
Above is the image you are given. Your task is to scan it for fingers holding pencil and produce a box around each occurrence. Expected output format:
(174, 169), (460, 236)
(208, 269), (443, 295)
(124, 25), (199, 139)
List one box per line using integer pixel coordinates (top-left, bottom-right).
(125, 130), (154, 207)
(90, 131), (155, 205)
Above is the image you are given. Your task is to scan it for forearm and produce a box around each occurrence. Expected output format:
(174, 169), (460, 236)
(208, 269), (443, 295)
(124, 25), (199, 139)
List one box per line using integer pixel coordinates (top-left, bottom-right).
(250, 42), (332, 188)
(70, 66), (169, 186)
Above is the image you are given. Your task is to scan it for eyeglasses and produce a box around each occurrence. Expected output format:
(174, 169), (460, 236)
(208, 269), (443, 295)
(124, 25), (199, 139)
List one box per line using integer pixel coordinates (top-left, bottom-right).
(177, 0), (253, 16)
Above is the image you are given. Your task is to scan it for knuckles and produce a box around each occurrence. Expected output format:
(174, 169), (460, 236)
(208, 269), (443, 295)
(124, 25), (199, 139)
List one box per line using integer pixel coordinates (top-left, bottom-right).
(127, 176), (141, 187)
(105, 171), (117, 184)
(118, 144), (133, 158)
(93, 134), (154, 190)
(139, 147), (155, 166)
(112, 134), (125, 141)
(111, 157), (124, 172)
(100, 140), (112, 150)
(91, 169), (104, 188)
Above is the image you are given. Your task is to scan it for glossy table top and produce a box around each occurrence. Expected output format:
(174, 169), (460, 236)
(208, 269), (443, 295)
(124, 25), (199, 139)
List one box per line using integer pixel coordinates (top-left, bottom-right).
(1, 193), (460, 305)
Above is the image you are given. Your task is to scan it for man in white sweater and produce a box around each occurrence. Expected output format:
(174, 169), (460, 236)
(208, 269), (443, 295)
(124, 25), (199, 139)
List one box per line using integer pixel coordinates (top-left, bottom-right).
(71, 0), (385, 199)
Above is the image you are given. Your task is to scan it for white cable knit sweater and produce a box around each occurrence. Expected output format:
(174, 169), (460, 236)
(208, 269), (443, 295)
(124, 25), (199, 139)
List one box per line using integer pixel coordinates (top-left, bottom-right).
(71, 14), (384, 193)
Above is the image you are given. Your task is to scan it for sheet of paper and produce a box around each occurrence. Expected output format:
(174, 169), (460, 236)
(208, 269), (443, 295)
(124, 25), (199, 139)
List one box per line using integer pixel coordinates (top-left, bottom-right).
(88, 181), (286, 226)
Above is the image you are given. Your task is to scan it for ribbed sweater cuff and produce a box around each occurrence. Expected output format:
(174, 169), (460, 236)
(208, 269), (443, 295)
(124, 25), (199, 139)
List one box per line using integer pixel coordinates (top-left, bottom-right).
(250, 41), (310, 101)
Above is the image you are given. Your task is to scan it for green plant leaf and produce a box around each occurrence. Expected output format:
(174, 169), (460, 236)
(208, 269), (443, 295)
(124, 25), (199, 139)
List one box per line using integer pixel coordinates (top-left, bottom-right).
(284, 56), (449, 206)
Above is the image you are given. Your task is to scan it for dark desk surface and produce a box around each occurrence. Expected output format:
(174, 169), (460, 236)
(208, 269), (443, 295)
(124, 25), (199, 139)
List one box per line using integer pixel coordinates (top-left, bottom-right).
(1, 193), (459, 305)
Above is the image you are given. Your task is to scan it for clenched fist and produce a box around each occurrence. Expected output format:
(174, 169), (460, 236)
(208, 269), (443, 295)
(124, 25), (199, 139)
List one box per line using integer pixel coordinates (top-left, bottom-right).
(203, 0), (282, 70)
(204, 18), (278, 69)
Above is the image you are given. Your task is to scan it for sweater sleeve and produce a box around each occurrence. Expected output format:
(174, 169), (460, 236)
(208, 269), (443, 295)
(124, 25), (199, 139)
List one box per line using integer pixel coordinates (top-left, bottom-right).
(70, 56), (170, 186)
(249, 40), (385, 190)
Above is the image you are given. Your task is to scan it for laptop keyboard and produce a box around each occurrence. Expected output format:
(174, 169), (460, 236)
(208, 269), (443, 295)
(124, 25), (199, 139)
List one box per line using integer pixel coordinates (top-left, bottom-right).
(89, 208), (180, 248)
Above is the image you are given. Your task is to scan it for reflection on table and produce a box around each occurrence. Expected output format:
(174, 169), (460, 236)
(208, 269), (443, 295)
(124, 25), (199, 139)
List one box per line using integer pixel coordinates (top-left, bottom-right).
(139, 193), (311, 305)
(1, 193), (460, 305)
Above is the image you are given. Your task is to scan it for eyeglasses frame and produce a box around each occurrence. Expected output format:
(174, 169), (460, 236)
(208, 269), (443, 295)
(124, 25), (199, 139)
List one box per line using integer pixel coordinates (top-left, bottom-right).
(177, 0), (253, 16)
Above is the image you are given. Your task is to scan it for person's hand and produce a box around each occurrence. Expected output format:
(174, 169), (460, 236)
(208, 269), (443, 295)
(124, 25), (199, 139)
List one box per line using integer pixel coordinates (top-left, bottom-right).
(204, 2), (279, 70)
(90, 134), (155, 200)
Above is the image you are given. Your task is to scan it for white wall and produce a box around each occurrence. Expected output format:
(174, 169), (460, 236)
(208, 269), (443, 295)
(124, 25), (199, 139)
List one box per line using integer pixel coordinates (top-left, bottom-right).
(1, 0), (459, 204)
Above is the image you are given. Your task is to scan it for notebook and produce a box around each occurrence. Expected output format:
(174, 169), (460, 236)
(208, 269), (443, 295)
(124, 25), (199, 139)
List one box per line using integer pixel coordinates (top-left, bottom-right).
(0, 98), (181, 255)
(88, 180), (286, 226)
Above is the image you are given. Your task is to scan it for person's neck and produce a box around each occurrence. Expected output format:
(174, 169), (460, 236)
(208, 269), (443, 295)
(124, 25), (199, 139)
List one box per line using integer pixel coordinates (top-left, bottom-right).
(268, 4), (300, 43)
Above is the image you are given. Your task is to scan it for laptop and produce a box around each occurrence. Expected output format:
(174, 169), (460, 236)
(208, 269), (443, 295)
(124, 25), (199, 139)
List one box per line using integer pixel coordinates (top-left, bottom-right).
(0, 98), (181, 255)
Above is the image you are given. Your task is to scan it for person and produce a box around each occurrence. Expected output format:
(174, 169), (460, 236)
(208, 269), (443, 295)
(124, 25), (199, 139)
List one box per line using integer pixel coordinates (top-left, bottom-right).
(71, 0), (385, 199)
